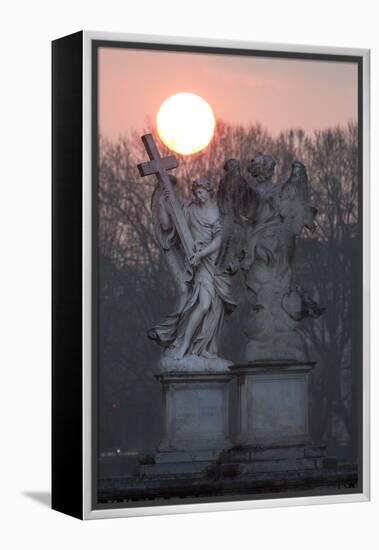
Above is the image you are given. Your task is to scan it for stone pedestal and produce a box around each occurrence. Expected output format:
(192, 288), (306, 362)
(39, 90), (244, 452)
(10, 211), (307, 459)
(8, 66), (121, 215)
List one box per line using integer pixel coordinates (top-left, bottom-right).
(130, 360), (347, 490)
(158, 370), (232, 452)
(203, 360), (326, 477)
(230, 361), (316, 446)
(140, 370), (232, 477)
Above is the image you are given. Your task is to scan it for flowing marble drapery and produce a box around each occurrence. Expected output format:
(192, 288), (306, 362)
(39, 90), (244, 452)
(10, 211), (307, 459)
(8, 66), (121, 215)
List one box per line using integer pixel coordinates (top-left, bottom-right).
(149, 201), (236, 357)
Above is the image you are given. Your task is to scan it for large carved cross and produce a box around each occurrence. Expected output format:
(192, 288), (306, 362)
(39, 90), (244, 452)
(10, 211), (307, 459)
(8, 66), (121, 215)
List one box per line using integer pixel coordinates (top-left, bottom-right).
(137, 134), (194, 260)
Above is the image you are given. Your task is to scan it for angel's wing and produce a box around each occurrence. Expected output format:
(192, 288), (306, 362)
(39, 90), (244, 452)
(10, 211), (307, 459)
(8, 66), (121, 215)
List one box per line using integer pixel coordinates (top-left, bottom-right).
(216, 170), (256, 273)
(151, 184), (190, 304)
(151, 185), (178, 251)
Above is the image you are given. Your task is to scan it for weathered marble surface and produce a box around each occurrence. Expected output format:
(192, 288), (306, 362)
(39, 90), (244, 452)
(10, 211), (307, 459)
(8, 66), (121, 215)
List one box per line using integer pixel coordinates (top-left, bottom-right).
(157, 369), (233, 454)
(158, 353), (233, 373)
(230, 361), (316, 446)
(242, 155), (323, 363)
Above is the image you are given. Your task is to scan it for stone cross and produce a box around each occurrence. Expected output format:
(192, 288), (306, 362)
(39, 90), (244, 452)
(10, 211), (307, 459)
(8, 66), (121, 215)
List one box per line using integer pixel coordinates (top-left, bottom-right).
(137, 133), (194, 260)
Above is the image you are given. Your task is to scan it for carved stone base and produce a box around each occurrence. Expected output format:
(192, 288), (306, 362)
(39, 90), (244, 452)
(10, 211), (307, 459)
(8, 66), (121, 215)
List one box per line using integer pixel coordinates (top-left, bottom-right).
(158, 353), (233, 373)
(212, 443), (326, 477)
(157, 369), (232, 452)
(229, 361), (316, 446)
(140, 369), (233, 477)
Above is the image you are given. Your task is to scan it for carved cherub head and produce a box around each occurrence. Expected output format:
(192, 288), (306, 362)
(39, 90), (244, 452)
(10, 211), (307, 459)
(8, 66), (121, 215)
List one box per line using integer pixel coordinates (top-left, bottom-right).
(168, 175), (178, 186)
(223, 158), (240, 174)
(280, 160), (317, 234)
(283, 161), (309, 201)
(288, 161), (308, 188)
(248, 152), (276, 183)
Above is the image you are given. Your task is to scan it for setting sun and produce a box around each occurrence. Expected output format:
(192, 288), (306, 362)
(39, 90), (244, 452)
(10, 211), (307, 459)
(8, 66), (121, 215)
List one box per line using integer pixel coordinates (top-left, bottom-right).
(156, 92), (216, 155)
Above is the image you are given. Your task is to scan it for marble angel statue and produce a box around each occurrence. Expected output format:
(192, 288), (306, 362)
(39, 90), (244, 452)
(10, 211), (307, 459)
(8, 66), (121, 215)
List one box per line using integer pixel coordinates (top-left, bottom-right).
(147, 176), (237, 369)
(242, 155), (324, 362)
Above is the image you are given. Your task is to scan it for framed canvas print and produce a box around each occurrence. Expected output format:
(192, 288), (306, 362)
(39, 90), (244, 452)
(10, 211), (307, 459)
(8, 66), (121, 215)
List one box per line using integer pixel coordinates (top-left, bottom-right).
(52, 31), (370, 519)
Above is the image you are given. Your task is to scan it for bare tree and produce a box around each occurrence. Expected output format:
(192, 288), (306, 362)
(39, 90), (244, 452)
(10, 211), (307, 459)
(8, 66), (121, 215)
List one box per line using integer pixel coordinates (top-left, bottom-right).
(97, 122), (359, 458)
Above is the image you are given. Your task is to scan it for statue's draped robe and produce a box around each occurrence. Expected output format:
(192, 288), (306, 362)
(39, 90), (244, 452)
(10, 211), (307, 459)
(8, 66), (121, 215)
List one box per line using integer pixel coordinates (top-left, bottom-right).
(151, 201), (236, 356)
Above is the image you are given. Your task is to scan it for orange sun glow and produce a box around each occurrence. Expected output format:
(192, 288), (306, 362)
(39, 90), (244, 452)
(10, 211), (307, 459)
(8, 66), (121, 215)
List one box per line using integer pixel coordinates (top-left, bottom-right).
(156, 92), (216, 155)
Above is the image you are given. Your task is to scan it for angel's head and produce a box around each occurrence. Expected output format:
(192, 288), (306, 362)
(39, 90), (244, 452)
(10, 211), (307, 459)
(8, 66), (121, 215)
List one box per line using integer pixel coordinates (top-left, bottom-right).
(248, 153), (276, 183)
(192, 177), (214, 204)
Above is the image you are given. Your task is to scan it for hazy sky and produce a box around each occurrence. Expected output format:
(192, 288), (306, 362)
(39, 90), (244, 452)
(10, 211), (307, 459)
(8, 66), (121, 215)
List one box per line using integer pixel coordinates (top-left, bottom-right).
(98, 46), (358, 140)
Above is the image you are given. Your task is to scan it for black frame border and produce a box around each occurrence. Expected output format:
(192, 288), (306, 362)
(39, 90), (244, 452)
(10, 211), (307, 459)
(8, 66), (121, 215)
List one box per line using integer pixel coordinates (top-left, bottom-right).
(52, 30), (84, 519)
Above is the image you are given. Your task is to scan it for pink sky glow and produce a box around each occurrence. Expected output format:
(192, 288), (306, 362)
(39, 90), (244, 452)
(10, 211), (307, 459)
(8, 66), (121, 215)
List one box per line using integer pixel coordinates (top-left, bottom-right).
(98, 46), (358, 141)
